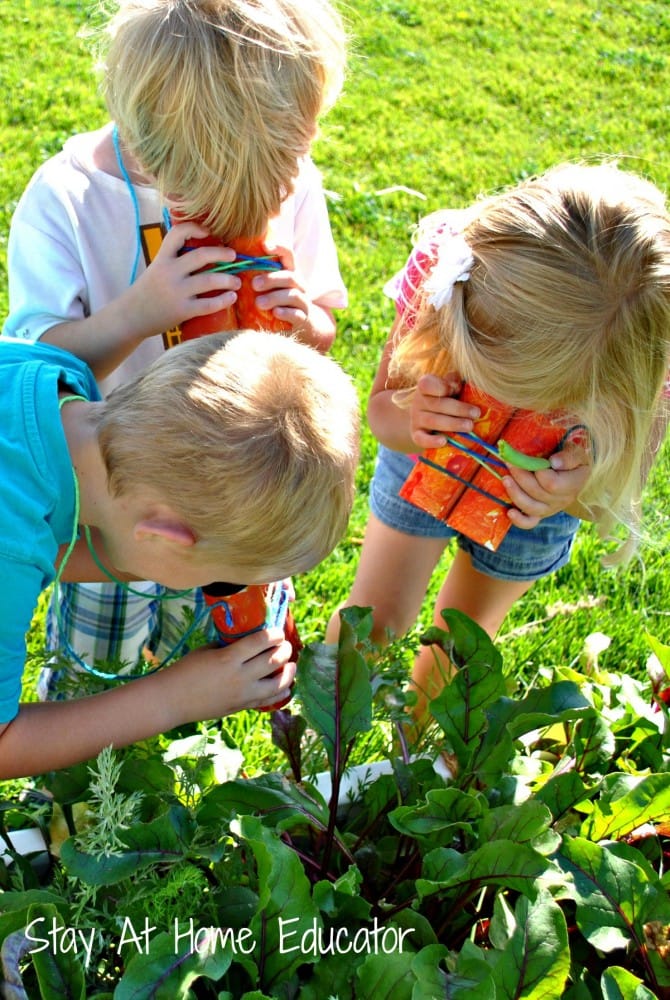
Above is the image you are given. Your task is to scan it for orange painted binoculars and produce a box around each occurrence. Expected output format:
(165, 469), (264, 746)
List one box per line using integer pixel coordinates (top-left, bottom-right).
(400, 384), (581, 551)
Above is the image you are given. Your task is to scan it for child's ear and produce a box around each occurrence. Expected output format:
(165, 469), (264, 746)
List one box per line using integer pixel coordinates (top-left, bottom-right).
(134, 514), (196, 547)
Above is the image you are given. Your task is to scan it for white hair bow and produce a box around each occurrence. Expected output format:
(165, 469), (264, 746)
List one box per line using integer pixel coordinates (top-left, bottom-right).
(425, 233), (474, 310)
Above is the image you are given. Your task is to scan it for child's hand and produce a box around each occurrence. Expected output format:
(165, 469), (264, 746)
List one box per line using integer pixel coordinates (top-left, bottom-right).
(503, 441), (591, 528)
(409, 373), (480, 449)
(246, 245), (334, 351)
(131, 223), (242, 337)
(165, 627), (297, 722)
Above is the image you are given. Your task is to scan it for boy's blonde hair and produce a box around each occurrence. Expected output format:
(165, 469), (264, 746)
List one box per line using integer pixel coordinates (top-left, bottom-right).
(95, 330), (359, 580)
(390, 162), (670, 550)
(102, 0), (346, 239)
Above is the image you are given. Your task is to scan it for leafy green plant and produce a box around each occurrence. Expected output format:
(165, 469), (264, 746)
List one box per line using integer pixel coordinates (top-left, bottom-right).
(1, 612), (669, 998)
(3, 0), (670, 712)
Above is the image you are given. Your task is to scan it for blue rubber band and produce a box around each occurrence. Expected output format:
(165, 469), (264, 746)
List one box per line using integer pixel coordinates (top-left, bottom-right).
(444, 437), (506, 476)
(416, 455), (512, 509)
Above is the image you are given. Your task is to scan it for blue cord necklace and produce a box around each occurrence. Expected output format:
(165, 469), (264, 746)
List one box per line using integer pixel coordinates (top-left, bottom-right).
(54, 397), (225, 683)
(111, 123), (171, 285)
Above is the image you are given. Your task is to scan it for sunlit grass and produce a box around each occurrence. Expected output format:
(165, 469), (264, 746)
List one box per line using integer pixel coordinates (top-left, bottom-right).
(1, 0), (668, 779)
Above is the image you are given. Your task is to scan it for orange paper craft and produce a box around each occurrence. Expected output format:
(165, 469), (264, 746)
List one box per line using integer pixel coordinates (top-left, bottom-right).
(203, 583), (302, 711)
(165, 227), (291, 347)
(400, 384), (570, 551)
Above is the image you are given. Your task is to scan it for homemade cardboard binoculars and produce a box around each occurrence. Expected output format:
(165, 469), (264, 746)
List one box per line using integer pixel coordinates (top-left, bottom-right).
(400, 383), (583, 551)
(203, 581), (302, 712)
(167, 222), (291, 344)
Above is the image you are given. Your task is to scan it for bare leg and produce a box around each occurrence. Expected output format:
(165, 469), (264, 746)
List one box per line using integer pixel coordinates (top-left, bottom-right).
(326, 514), (448, 645)
(410, 548), (534, 722)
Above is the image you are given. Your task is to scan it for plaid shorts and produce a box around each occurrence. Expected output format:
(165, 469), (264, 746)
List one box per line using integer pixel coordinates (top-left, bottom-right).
(39, 581), (215, 700)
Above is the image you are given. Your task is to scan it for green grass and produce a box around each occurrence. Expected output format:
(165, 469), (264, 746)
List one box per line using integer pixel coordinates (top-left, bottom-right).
(1, 0), (669, 779)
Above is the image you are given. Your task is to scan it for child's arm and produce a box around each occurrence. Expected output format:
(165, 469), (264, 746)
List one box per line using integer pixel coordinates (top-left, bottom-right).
(367, 319), (480, 452)
(40, 223), (242, 381)
(0, 629), (295, 779)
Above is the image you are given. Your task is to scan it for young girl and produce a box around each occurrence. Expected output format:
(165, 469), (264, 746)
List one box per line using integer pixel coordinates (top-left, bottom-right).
(330, 161), (670, 719)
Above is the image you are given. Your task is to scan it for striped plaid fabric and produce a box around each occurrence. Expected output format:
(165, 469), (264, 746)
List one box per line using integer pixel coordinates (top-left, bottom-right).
(39, 582), (215, 699)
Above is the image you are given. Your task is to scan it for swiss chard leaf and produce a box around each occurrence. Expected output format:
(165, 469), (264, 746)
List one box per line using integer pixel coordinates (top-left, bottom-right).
(554, 835), (670, 989)
(355, 949), (417, 999)
(601, 965), (658, 999)
(580, 772), (670, 841)
(269, 709), (306, 782)
(197, 773), (329, 830)
(534, 771), (594, 823)
(488, 891), (570, 999)
(296, 607), (373, 775)
(25, 902), (86, 1000)
(115, 928), (233, 1000)
(478, 800), (558, 855)
(237, 814), (323, 990)
(428, 653), (506, 774)
(417, 841), (552, 902)
(389, 787), (485, 846)
(60, 805), (194, 886)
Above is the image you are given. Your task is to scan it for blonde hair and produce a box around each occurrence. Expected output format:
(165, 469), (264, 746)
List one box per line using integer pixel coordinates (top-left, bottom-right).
(102, 0), (346, 239)
(95, 330), (359, 579)
(391, 162), (670, 550)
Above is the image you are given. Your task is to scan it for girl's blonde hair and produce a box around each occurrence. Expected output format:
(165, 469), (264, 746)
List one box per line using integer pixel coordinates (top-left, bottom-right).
(102, 0), (346, 239)
(95, 330), (359, 580)
(391, 162), (670, 551)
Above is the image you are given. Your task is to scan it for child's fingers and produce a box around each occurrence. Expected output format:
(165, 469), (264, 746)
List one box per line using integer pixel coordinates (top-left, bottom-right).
(178, 245), (237, 274)
(164, 634), (293, 723)
(250, 269), (299, 293)
(503, 468), (549, 503)
(167, 219), (231, 248)
(252, 659), (297, 709)
(503, 477), (552, 520)
(182, 290), (238, 319)
(262, 243), (294, 271)
(188, 268), (241, 299)
(503, 465), (585, 522)
(158, 221), (223, 255)
(410, 394), (480, 446)
(253, 286), (309, 314)
(549, 440), (590, 472)
(506, 507), (542, 530)
(416, 371), (464, 398)
(414, 392), (479, 421)
(535, 463), (591, 498)
(416, 373), (459, 398)
(227, 628), (291, 673)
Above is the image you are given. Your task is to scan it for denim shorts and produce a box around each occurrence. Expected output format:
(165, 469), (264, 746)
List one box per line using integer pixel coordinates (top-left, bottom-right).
(369, 445), (580, 582)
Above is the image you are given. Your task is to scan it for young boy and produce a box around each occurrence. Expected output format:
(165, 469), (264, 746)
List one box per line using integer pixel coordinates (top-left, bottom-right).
(0, 329), (359, 779)
(4, 0), (348, 675)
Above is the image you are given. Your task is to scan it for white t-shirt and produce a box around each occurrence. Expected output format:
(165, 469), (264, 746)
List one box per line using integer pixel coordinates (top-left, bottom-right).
(4, 130), (347, 394)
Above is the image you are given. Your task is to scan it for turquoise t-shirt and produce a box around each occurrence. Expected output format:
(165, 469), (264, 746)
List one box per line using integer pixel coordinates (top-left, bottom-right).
(0, 338), (100, 722)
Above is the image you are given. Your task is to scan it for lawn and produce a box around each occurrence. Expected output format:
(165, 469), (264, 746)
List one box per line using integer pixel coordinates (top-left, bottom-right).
(0, 0), (668, 751)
